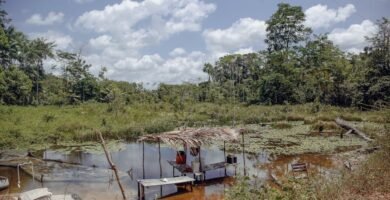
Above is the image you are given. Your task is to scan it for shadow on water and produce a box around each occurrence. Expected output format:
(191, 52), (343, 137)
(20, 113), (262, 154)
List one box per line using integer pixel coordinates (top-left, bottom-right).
(0, 142), (336, 199)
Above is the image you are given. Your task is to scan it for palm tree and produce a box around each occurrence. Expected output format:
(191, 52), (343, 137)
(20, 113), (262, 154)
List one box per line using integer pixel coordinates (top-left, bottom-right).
(28, 38), (55, 104)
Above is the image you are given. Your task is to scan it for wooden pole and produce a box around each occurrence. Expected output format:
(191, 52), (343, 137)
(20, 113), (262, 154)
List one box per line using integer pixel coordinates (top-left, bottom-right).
(224, 141), (226, 176)
(242, 132), (246, 176)
(142, 141), (145, 179)
(199, 146), (203, 180)
(97, 130), (127, 200)
(159, 139), (162, 197)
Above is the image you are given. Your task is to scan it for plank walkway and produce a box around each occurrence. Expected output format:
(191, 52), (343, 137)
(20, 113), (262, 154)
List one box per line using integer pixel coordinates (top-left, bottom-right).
(137, 176), (194, 199)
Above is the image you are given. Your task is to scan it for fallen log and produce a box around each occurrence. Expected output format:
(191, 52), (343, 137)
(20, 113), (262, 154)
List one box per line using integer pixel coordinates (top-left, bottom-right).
(335, 118), (373, 142)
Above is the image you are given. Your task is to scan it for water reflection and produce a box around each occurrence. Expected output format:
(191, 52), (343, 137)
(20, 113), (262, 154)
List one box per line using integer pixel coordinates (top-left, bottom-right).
(0, 142), (336, 200)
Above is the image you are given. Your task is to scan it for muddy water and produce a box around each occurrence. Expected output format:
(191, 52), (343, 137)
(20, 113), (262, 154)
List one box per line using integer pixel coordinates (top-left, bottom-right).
(0, 143), (337, 200)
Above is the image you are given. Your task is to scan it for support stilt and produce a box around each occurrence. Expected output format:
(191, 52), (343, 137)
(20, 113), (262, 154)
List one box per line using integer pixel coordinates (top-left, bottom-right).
(159, 139), (162, 197)
(242, 132), (246, 176)
(142, 141), (145, 179)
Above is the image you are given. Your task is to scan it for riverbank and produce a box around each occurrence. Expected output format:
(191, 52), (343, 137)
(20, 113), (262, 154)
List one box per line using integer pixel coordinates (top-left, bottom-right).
(1, 103), (388, 150)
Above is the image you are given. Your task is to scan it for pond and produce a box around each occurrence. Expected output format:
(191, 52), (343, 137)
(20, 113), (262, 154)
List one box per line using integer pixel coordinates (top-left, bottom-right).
(0, 142), (338, 200)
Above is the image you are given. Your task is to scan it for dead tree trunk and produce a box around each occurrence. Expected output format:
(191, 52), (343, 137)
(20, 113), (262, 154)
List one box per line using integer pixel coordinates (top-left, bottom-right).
(335, 118), (373, 142)
(97, 130), (127, 199)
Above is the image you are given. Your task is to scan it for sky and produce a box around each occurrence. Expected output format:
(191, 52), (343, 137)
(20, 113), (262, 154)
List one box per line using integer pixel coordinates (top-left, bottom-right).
(3, 0), (390, 87)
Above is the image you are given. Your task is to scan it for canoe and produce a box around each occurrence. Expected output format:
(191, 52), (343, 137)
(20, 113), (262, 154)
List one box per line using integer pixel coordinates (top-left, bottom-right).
(0, 176), (9, 190)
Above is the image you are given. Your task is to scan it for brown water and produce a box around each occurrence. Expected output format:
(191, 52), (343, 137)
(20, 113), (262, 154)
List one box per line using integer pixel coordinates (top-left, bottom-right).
(0, 143), (337, 200)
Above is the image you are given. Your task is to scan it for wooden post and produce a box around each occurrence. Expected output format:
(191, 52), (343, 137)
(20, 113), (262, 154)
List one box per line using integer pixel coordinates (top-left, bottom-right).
(199, 145), (203, 181)
(242, 132), (246, 176)
(142, 141), (145, 179)
(224, 141), (226, 176)
(97, 130), (127, 200)
(158, 139), (162, 197)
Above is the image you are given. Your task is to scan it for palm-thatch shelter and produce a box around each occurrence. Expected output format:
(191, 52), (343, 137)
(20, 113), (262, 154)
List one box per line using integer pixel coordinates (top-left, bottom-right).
(138, 127), (242, 147)
(137, 127), (245, 186)
(136, 127), (248, 199)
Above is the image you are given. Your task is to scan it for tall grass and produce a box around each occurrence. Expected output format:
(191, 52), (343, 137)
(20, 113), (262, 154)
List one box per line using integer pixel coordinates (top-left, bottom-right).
(0, 102), (387, 149)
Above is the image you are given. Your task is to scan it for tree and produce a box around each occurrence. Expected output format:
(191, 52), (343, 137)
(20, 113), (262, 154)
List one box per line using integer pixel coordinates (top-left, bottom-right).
(27, 38), (54, 104)
(363, 18), (390, 105)
(265, 3), (311, 53)
(57, 50), (98, 104)
(0, 66), (32, 105)
(0, 0), (10, 29)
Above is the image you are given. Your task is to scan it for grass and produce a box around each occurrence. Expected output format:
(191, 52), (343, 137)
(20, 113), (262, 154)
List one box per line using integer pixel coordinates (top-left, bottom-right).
(0, 102), (388, 150)
(225, 122), (368, 156)
(225, 112), (390, 200)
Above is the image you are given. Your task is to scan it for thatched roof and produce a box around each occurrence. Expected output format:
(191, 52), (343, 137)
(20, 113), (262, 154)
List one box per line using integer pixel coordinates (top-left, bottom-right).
(138, 127), (242, 147)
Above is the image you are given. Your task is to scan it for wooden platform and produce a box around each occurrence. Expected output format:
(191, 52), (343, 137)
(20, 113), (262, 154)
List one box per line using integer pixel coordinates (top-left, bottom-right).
(137, 176), (194, 199)
(167, 160), (237, 181)
(291, 163), (309, 178)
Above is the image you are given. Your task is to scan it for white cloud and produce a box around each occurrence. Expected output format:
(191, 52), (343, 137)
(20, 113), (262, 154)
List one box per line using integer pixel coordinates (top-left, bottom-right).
(89, 35), (112, 49)
(85, 51), (207, 87)
(30, 30), (73, 50)
(328, 20), (377, 53)
(203, 18), (267, 55)
(26, 12), (64, 25)
(75, 0), (215, 85)
(169, 48), (187, 56)
(75, 0), (215, 50)
(304, 4), (356, 29)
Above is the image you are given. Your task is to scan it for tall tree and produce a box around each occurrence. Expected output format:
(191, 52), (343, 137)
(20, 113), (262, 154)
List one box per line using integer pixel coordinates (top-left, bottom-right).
(363, 18), (390, 105)
(26, 38), (54, 104)
(265, 3), (311, 53)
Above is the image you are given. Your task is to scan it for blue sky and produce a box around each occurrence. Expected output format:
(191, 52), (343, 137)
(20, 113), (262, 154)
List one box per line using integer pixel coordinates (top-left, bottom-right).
(4, 0), (390, 86)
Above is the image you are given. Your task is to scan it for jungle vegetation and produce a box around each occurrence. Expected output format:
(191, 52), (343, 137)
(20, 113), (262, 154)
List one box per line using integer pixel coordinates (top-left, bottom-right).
(0, 2), (389, 108)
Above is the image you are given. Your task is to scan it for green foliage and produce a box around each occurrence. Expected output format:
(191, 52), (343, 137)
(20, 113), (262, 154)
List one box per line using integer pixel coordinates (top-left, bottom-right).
(0, 3), (387, 109)
(225, 176), (318, 200)
(265, 3), (311, 52)
(0, 66), (32, 104)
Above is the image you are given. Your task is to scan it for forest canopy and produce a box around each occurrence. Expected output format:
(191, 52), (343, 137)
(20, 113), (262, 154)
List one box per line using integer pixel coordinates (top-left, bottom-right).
(0, 2), (389, 107)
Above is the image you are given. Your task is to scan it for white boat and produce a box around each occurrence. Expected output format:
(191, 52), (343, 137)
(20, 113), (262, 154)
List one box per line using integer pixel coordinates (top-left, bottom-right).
(0, 176), (9, 190)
